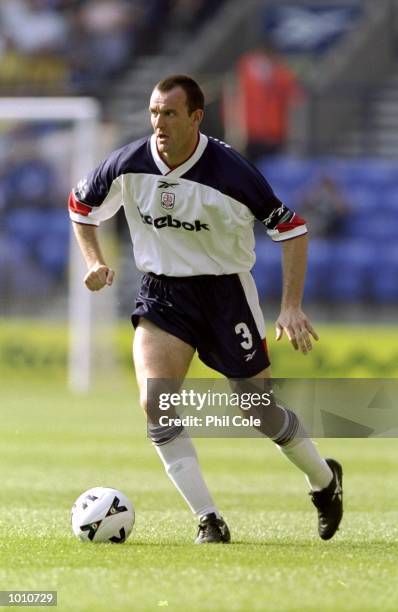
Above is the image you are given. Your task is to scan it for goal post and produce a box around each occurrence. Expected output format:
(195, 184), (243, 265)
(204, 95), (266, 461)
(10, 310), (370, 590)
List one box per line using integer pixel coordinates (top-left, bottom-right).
(0, 97), (101, 392)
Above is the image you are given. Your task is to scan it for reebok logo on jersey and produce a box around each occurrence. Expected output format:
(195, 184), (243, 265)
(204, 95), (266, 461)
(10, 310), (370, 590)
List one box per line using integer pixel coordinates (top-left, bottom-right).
(158, 180), (179, 188)
(138, 207), (210, 232)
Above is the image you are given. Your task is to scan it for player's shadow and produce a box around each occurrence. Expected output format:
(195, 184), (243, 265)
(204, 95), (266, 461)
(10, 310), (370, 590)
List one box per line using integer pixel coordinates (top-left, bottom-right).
(126, 539), (398, 549)
(124, 540), (318, 548)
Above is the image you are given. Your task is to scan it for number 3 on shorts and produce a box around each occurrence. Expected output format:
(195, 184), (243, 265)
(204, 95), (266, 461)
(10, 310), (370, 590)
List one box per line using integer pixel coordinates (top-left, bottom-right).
(234, 322), (253, 349)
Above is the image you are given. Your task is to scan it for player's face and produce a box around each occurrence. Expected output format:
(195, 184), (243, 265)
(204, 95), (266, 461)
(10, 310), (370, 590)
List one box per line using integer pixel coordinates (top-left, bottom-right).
(149, 86), (203, 165)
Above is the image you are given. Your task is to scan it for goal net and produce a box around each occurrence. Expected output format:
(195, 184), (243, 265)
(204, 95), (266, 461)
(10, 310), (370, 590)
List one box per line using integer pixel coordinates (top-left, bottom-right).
(0, 97), (116, 392)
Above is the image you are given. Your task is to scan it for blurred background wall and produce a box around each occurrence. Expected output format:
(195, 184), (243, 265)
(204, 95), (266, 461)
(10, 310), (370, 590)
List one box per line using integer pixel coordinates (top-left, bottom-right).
(1, 0), (397, 381)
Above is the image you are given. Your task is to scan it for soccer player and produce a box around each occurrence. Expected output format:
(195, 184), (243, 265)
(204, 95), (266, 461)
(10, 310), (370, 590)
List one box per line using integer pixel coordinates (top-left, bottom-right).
(68, 75), (343, 544)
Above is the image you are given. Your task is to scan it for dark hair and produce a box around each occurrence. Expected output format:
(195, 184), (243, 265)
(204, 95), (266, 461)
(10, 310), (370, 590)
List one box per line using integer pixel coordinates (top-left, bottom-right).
(154, 75), (205, 115)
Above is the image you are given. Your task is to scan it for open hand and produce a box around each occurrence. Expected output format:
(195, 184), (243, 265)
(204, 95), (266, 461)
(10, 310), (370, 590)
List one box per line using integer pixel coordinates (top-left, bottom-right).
(275, 308), (319, 354)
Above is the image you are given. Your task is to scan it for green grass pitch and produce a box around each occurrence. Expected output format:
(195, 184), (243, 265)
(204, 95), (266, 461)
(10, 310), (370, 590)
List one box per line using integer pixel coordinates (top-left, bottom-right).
(2, 375), (398, 612)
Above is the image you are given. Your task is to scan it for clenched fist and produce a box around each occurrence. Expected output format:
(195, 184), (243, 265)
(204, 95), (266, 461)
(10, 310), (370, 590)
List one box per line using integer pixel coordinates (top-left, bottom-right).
(84, 263), (115, 291)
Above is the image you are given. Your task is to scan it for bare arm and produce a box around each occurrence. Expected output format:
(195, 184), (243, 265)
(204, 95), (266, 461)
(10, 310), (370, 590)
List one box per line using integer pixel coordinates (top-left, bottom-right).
(72, 222), (114, 291)
(275, 233), (319, 354)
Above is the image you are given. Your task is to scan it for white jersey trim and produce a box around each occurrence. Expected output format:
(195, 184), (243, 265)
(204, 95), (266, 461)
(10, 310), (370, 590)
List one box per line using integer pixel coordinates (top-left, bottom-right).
(150, 133), (209, 177)
(69, 211), (99, 226)
(267, 224), (308, 242)
(238, 272), (266, 338)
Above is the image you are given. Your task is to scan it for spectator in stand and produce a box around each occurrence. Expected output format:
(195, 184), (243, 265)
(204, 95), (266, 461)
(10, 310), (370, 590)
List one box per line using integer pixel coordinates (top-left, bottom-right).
(68, 0), (137, 92)
(232, 43), (303, 161)
(0, 0), (67, 56)
(298, 175), (351, 238)
(0, 0), (222, 95)
(0, 0), (68, 91)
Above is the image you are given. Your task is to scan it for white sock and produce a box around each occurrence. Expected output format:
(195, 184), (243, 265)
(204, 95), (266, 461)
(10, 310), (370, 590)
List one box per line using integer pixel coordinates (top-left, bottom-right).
(278, 437), (333, 491)
(154, 433), (220, 518)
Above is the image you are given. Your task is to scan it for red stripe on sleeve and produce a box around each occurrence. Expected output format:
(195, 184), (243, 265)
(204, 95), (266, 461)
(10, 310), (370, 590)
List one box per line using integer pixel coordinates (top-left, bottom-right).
(68, 191), (92, 216)
(276, 213), (306, 234)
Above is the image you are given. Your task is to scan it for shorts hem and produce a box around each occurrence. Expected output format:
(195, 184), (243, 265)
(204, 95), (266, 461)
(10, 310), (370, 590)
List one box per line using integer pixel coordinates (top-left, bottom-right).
(131, 312), (196, 349)
(198, 356), (271, 379)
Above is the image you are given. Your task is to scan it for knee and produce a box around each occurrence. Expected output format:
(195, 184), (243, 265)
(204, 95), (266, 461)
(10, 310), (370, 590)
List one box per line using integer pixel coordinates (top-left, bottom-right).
(138, 382), (179, 426)
(138, 389), (161, 424)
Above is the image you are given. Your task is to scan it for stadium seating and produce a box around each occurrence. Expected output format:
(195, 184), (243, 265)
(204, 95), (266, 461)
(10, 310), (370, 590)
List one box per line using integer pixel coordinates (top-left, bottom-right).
(305, 240), (334, 301)
(381, 186), (398, 212)
(255, 156), (398, 303)
(326, 241), (374, 302)
(4, 209), (69, 288)
(369, 245), (398, 303)
(258, 156), (316, 191)
(252, 239), (282, 300)
(5, 209), (47, 248)
(36, 233), (69, 277)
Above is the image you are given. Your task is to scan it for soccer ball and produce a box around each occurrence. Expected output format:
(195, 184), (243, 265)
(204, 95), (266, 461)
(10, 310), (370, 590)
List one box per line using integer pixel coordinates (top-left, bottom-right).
(71, 487), (134, 543)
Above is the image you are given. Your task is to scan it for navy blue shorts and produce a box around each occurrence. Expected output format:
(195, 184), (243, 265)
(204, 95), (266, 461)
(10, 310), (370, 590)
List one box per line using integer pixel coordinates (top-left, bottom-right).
(131, 272), (270, 378)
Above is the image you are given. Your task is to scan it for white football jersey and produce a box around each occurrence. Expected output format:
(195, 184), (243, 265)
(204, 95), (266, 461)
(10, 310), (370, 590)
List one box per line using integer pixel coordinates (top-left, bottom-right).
(69, 133), (307, 276)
